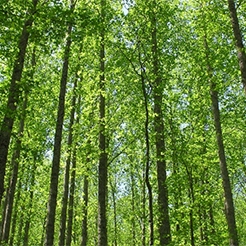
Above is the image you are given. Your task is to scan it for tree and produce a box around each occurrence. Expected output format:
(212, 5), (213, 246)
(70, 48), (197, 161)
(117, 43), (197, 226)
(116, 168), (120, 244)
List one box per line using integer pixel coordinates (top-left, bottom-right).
(0, 0), (39, 205)
(98, 0), (108, 245)
(44, 1), (75, 245)
(227, 0), (246, 94)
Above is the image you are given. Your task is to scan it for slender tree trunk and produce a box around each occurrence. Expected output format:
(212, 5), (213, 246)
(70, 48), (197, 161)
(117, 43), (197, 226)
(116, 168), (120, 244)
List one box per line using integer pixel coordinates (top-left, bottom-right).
(81, 174), (89, 246)
(58, 75), (77, 246)
(210, 87), (239, 246)
(188, 171), (195, 246)
(204, 35), (239, 246)
(98, 0), (108, 245)
(9, 179), (22, 246)
(227, 0), (246, 94)
(169, 109), (180, 233)
(109, 177), (118, 246)
(141, 170), (146, 246)
(0, 0), (38, 205)
(23, 153), (37, 246)
(0, 94), (27, 244)
(65, 148), (77, 246)
(151, 2), (171, 244)
(130, 170), (136, 245)
(66, 93), (81, 246)
(16, 205), (24, 245)
(44, 2), (74, 244)
(140, 58), (154, 245)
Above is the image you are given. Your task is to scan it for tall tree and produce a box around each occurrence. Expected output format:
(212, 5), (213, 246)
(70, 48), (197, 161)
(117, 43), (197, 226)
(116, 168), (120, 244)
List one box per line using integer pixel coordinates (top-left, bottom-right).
(202, 8), (239, 243)
(98, 0), (108, 245)
(140, 61), (153, 245)
(58, 71), (78, 246)
(150, 1), (171, 244)
(227, 0), (246, 94)
(44, 1), (75, 245)
(0, 0), (39, 204)
(0, 93), (28, 244)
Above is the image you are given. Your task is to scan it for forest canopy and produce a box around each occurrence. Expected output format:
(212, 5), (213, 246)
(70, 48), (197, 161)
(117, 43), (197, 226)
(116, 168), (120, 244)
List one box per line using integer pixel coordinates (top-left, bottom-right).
(0, 0), (246, 245)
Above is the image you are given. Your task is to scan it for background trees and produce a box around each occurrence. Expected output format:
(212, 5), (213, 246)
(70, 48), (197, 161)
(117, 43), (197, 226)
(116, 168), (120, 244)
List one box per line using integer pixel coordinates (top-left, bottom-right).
(0, 0), (246, 245)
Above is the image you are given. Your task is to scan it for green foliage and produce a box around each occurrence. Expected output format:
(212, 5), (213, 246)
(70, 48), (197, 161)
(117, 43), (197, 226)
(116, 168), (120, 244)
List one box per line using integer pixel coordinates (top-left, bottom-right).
(1, 0), (246, 245)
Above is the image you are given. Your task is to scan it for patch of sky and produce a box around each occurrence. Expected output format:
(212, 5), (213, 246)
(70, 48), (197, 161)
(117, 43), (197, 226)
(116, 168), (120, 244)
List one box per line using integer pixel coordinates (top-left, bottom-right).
(121, 0), (135, 15)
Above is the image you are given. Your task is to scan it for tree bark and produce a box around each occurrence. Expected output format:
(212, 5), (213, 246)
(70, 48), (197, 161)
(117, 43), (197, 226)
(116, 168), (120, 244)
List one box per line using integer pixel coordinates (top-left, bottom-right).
(0, 0), (38, 205)
(65, 148), (77, 246)
(130, 170), (136, 245)
(151, 2), (171, 244)
(23, 153), (37, 246)
(204, 35), (239, 246)
(44, 2), (74, 244)
(227, 0), (246, 94)
(58, 74), (77, 246)
(0, 94), (27, 244)
(81, 174), (89, 246)
(8, 178), (22, 246)
(139, 55), (154, 245)
(98, 0), (108, 245)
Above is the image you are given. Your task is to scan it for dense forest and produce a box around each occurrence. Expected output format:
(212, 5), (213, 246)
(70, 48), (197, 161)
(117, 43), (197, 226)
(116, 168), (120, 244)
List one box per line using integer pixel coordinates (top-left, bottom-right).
(0, 0), (246, 245)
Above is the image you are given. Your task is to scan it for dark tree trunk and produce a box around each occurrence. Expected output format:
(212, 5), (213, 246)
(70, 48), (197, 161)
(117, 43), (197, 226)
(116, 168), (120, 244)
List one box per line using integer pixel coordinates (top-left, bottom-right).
(66, 94), (80, 246)
(227, 0), (246, 94)
(58, 75), (77, 246)
(0, 0), (38, 205)
(139, 56), (154, 245)
(204, 35), (239, 246)
(210, 88), (239, 246)
(16, 205), (24, 245)
(81, 174), (89, 246)
(130, 170), (136, 245)
(65, 93), (80, 246)
(98, 0), (108, 245)
(188, 171), (195, 246)
(141, 171), (146, 246)
(109, 176), (118, 246)
(151, 2), (171, 244)
(8, 179), (22, 246)
(0, 94), (27, 244)
(44, 2), (74, 244)
(23, 153), (37, 246)
(65, 149), (77, 246)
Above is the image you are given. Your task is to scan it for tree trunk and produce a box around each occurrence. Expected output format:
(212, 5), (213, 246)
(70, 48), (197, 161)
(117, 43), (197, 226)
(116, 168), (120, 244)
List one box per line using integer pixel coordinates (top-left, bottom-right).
(188, 170), (195, 246)
(58, 74), (77, 246)
(98, 0), (108, 245)
(81, 174), (89, 246)
(8, 179), (22, 246)
(23, 153), (37, 246)
(109, 175), (118, 246)
(141, 170), (146, 246)
(0, 94), (27, 244)
(227, 0), (246, 94)
(139, 56), (154, 245)
(151, 2), (171, 244)
(204, 35), (239, 246)
(44, 2), (74, 244)
(130, 170), (136, 245)
(0, 0), (38, 205)
(65, 93), (80, 246)
(65, 149), (77, 246)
